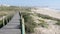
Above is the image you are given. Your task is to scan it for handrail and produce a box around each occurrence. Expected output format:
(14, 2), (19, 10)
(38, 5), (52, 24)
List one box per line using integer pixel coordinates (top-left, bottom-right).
(0, 13), (15, 28)
(19, 12), (25, 34)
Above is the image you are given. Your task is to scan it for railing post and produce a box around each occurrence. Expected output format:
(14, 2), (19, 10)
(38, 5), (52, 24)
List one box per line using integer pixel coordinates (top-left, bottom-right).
(20, 12), (25, 34)
(3, 16), (5, 26)
(21, 16), (25, 34)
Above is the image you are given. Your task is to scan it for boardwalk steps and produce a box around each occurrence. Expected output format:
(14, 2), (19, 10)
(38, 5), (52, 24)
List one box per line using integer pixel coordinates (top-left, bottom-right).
(0, 13), (21, 34)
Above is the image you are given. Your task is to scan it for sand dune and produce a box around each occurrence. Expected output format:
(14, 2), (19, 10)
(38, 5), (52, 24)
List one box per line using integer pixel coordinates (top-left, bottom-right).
(31, 8), (60, 19)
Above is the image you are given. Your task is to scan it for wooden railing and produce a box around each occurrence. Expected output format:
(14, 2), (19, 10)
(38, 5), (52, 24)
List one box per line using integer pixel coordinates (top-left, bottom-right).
(19, 12), (25, 34)
(0, 13), (15, 28)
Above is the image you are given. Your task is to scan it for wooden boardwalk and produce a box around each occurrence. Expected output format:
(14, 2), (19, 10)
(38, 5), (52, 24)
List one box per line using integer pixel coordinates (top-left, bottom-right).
(0, 12), (21, 34)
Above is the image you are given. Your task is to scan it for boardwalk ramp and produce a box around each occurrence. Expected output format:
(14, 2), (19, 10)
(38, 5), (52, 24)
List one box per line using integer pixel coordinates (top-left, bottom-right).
(0, 12), (21, 34)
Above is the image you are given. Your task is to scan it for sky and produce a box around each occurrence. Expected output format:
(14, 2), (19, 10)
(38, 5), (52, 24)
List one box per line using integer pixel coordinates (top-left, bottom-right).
(0, 0), (60, 9)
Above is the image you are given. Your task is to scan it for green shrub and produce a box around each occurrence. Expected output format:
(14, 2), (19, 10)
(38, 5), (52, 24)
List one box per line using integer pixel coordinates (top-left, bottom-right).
(36, 13), (60, 26)
(38, 22), (48, 28)
(37, 13), (60, 21)
(56, 20), (60, 25)
(21, 12), (36, 33)
(38, 19), (48, 28)
(0, 6), (19, 11)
